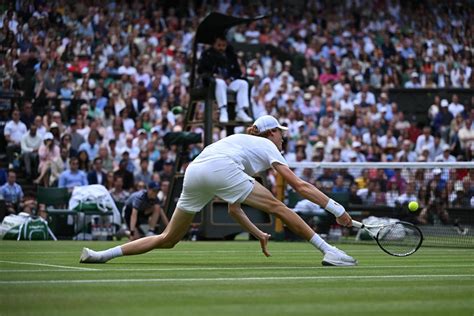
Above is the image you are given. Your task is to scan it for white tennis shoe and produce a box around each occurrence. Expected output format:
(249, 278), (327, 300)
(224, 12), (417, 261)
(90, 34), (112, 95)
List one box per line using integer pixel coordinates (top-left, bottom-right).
(80, 247), (106, 264)
(322, 247), (358, 266)
(219, 107), (229, 123)
(236, 110), (252, 122)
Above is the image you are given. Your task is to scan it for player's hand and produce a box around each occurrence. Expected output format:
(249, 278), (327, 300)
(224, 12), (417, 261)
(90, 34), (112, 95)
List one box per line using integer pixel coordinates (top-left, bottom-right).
(258, 233), (271, 257)
(129, 232), (138, 241)
(336, 212), (353, 227)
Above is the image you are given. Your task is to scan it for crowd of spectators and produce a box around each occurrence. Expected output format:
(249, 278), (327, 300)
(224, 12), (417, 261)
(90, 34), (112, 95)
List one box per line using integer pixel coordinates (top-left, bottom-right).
(0, 1), (472, 224)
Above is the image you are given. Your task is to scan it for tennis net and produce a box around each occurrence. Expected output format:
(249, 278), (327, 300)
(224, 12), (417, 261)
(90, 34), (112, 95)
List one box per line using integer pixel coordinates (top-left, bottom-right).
(284, 161), (474, 248)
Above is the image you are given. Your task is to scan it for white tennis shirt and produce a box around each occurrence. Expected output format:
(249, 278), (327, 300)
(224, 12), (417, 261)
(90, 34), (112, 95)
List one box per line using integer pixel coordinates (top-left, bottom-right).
(193, 134), (288, 176)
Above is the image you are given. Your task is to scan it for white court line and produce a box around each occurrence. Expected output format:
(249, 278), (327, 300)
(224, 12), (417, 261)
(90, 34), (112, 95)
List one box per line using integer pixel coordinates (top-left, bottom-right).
(0, 260), (99, 271)
(1, 274), (472, 285)
(0, 264), (472, 273)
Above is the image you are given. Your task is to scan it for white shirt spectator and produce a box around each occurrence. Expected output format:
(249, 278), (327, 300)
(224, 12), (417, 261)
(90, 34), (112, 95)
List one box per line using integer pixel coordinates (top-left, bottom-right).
(396, 149), (417, 162)
(397, 192), (418, 205)
(377, 135), (398, 149)
(434, 150), (456, 162)
(332, 82), (345, 101)
(448, 102), (464, 117)
(340, 97), (354, 113)
(430, 142), (445, 161)
(118, 65), (137, 76)
(415, 134), (435, 154)
(134, 72), (151, 87)
(132, 135), (148, 152)
(404, 79), (422, 88)
(355, 91), (376, 105)
(435, 153), (456, 162)
(458, 120), (474, 150)
(386, 190), (400, 207)
(4, 120), (27, 144)
(292, 39), (307, 54)
(450, 68), (463, 87)
(36, 124), (47, 139)
(377, 102), (391, 114)
(20, 132), (42, 153)
(122, 117), (135, 134)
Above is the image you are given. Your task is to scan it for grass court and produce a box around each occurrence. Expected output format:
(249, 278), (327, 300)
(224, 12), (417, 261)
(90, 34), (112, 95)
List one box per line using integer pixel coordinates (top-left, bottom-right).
(0, 241), (473, 316)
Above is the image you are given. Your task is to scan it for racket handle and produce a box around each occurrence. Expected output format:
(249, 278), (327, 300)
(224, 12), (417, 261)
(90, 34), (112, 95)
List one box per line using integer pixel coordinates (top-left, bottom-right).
(352, 220), (364, 229)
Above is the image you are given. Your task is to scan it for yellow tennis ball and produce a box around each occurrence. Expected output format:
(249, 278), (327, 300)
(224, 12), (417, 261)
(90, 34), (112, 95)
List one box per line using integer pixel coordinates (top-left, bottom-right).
(408, 201), (419, 212)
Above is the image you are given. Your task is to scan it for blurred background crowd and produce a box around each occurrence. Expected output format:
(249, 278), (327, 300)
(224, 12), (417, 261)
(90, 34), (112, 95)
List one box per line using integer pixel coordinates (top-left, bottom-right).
(0, 0), (472, 220)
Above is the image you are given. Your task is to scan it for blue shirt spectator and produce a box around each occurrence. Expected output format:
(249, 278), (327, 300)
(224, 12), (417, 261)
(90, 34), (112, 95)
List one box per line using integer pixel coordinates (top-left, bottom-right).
(58, 158), (88, 190)
(78, 142), (99, 161)
(332, 175), (349, 194)
(0, 171), (23, 204)
(78, 131), (100, 160)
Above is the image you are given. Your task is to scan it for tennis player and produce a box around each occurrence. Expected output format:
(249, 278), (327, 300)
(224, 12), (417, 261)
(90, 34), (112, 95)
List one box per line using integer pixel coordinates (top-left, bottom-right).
(80, 115), (357, 266)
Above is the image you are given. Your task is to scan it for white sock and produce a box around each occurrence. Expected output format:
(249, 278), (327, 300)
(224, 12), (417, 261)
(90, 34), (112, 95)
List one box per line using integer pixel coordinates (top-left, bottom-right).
(97, 246), (123, 262)
(309, 234), (334, 254)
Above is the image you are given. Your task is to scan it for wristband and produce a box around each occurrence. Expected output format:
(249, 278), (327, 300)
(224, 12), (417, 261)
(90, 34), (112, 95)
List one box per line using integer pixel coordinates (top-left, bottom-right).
(325, 199), (345, 217)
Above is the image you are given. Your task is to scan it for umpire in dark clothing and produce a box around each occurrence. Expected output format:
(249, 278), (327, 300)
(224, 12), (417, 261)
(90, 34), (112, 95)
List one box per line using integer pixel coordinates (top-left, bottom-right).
(197, 34), (252, 123)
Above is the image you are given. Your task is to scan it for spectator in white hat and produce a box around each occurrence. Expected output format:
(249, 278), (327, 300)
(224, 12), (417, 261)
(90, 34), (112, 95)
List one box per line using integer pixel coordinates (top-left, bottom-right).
(404, 72), (422, 88)
(432, 99), (453, 138)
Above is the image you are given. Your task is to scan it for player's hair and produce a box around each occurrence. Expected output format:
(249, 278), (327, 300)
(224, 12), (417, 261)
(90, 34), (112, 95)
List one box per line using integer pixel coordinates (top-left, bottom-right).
(246, 126), (276, 138)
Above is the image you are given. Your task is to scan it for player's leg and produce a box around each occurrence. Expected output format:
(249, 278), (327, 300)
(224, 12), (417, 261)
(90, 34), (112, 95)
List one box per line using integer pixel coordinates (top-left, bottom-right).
(80, 209), (194, 263)
(242, 181), (315, 240)
(121, 209), (194, 254)
(242, 181), (357, 266)
(80, 158), (210, 263)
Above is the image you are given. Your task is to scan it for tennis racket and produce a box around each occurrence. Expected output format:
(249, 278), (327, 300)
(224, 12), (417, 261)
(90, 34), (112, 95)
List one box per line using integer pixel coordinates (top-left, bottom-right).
(352, 220), (423, 257)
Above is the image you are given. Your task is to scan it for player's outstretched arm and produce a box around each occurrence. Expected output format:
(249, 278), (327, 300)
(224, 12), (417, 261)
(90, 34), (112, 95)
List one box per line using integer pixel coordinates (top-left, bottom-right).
(228, 203), (271, 257)
(273, 163), (353, 227)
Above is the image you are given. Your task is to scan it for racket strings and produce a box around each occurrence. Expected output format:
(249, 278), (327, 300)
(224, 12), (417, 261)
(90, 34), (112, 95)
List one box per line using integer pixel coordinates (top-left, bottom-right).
(377, 223), (422, 256)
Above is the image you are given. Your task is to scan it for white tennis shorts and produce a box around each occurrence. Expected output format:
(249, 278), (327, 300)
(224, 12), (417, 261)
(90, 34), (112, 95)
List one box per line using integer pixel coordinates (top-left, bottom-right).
(176, 157), (255, 213)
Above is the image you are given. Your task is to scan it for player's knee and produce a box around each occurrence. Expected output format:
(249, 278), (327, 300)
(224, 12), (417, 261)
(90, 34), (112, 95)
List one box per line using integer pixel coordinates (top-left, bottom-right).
(158, 233), (179, 249)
